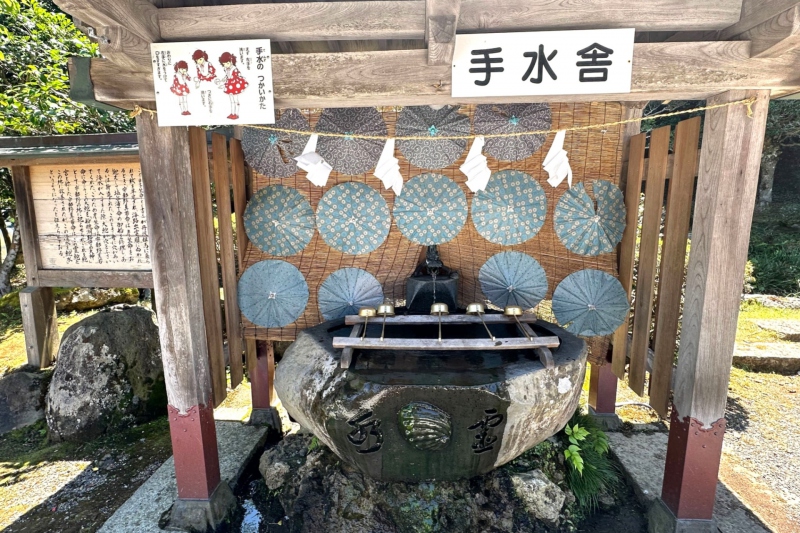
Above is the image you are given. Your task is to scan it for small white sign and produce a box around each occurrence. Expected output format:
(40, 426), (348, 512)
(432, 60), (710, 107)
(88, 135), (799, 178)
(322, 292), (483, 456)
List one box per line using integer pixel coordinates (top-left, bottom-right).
(150, 39), (275, 127)
(452, 29), (634, 98)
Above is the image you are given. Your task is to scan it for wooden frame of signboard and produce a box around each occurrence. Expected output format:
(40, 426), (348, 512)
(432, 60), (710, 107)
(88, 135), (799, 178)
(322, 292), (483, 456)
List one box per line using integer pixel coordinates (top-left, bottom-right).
(1, 136), (154, 368)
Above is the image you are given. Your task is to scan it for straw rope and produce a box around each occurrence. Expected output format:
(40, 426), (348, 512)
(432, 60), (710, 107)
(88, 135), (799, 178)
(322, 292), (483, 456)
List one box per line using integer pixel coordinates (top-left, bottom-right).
(129, 97), (755, 139)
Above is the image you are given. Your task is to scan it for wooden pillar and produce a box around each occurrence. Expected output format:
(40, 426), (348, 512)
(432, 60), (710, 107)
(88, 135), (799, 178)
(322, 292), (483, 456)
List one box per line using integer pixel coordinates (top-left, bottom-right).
(135, 116), (235, 527)
(11, 166), (59, 369)
(249, 339), (277, 425)
(653, 90), (769, 532)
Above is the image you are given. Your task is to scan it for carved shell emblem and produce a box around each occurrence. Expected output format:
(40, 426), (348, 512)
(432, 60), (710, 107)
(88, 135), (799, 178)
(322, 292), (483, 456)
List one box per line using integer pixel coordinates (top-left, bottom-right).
(398, 402), (452, 451)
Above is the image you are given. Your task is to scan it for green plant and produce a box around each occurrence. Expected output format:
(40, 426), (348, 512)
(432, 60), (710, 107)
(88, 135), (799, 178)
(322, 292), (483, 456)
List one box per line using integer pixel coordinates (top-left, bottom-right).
(559, 411), (619, 511)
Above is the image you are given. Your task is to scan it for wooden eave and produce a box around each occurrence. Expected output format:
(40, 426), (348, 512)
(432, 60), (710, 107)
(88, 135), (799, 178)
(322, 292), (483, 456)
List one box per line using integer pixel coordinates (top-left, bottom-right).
(54, 0), (800, 109)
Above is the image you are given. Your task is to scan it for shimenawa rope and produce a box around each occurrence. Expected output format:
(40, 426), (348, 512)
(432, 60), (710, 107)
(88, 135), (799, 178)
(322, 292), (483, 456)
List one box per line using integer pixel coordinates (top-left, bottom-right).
(129, 98), (756, 139)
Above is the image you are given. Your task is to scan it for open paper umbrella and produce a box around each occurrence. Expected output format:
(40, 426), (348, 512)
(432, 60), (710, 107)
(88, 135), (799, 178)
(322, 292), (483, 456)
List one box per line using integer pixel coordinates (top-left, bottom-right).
(396, 106), (470, 169)
(471, 170), (548, 245)
(554, 180), (626, 256)
(474, 104), (551, 161)
(393, 173), (467, 245)
(552, 269), (629, 337)
(318, 268), (384, 320)
(316, 182), (391, 255)
(479, 251), (548, 310)
(242, 109), (310, 178)
(244, 185), (315, 256)
(316, 107), (387, 175)
(238, 260), (309, 328)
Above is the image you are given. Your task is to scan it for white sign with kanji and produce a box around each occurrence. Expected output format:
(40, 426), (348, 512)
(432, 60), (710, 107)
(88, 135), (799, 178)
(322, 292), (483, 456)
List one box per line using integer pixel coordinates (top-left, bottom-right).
(452, 29), (634, 98)
(150, 39), (275, 127)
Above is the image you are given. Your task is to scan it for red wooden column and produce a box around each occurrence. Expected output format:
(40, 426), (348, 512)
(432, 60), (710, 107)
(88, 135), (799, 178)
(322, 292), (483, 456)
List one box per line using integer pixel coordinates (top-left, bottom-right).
(651, 90), (769, 532)
(588, 363), (618, 415)
(136, 117), (235, 530)
(249, 339), (277, 425)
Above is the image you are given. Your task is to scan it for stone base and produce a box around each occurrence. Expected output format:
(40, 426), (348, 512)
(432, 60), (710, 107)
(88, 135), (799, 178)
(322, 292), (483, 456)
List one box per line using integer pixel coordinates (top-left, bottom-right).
(588, 407), (622, 431)
(160, 481), (237, 532)
(648, 498), (717, 533)
(248, 407), (279, 427)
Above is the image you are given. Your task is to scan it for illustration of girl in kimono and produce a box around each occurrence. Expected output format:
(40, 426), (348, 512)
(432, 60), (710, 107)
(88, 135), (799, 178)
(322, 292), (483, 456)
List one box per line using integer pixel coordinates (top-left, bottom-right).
(192, 49), (216, 89)
(170, 60), (192, 116)
(216, 52), (249, 120)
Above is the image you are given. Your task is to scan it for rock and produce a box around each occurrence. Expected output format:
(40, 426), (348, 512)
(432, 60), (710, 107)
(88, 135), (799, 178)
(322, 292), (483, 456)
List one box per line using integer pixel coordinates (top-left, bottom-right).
(46, 305), (165, 442)
(259, 434), (576, 532)
(753, 319), (800, 341)
(510, 470), (566, 526)
(0, 367), (50, 434)
(55, 288), (139, 313)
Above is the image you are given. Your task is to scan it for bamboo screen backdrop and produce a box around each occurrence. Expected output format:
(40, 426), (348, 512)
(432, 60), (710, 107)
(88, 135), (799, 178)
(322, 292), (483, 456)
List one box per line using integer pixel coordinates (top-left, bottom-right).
(241, 103), (624, 360)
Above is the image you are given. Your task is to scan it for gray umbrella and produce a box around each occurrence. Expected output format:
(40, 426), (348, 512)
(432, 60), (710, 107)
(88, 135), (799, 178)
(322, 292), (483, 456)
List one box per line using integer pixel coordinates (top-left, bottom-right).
(396, 106), (471, 169)
(242, 109), (310, 178)
(552, 269), (629, 337)
(479, 251), (548, 310)
(238, 260), (309, 328)
(318, 268), (384, 320)
(316, 107), (387, 175)
(473, 104), (551, 161)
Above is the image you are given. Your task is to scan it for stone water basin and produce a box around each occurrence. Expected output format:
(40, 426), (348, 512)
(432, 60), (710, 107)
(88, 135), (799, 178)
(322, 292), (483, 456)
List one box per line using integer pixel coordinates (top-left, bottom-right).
(275, 318), (587, 482)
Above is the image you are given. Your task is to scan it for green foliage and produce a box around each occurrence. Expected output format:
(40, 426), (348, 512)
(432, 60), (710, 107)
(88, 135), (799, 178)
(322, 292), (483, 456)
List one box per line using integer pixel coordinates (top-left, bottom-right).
(0, 0), (133, 136)
(559, 411), (619, 512)
(748, 202), (800, 296)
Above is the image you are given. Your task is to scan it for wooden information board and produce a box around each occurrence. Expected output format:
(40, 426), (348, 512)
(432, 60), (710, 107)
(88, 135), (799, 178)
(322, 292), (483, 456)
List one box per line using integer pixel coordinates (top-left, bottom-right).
(29, 163), (151, 271)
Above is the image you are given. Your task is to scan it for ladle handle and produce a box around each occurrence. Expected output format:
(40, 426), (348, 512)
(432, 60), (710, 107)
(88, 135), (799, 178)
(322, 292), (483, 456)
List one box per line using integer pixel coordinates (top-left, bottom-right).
(361, 316), (369, 340)
(478, 313), (495, 341)
(514, 315), (533, 340)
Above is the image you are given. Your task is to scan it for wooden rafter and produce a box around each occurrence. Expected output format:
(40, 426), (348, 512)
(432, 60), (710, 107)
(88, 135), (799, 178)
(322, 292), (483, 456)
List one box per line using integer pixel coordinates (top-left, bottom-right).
(54, 0), (160, 42)
(78, 41), (800, 108)
(425, 0), (461, 66)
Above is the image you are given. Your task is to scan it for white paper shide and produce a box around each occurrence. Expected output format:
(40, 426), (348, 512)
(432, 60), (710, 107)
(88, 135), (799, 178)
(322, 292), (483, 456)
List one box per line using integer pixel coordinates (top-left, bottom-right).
(150, 39), (275, 127)
(374, 139), (404, 195)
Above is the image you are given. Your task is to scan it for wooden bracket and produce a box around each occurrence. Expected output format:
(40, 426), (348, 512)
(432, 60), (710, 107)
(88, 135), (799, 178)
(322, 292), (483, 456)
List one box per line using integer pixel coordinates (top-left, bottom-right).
(426, 0), (462, 66)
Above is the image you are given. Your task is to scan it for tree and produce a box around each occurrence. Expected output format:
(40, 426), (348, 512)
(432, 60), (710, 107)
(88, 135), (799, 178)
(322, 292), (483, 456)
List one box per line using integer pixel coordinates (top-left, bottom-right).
(758, 100), (800, 206)
(0, 0), (134, 294)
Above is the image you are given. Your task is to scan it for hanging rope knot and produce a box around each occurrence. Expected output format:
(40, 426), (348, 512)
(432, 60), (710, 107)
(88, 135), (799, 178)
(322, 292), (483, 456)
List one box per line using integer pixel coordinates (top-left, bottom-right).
(129, 104), (156, 119)
(745, 98), (755, 118)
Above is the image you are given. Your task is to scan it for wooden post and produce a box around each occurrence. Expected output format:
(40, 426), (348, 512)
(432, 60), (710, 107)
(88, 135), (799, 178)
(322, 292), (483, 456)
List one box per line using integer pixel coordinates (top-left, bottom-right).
(653, 90), (770, 531)
(249, 339), (277, 425)
(211, 133), (244, 389)
(135, 116), (235, 530)
(11, 166), (59, 369)
(19, 287), (59, 368)
(587, 362), (621, 430)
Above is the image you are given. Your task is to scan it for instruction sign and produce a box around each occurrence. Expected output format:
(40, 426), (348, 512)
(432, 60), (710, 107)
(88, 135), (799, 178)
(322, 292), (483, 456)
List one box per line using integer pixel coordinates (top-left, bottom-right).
(150, 39), (275, 127)
(452, 29), (634, 98)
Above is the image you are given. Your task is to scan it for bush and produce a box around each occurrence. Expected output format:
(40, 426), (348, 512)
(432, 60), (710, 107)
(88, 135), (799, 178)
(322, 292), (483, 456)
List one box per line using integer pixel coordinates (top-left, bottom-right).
(559, 410), (620, 511)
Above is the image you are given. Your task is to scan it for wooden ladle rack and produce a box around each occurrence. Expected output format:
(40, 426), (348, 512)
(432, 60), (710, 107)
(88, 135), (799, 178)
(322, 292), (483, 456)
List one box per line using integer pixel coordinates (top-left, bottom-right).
(334, 314), (558, 369)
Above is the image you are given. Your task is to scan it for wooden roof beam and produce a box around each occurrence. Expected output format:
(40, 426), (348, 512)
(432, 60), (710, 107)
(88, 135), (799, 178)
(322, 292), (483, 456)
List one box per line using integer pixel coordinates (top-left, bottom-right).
(736, 5), (800, 57)
(719, 0), (800, 40)
(75, 41), (800, 109)
(157, 0), (744, 42)
(426, 0), (461, 66)
(54, 0), (160, 43)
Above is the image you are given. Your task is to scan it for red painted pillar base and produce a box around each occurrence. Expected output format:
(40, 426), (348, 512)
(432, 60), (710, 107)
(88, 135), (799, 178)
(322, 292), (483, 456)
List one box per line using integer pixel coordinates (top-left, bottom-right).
(167, 403), (222, 500)
(661, 406), (726, 520)
(587, 363), (621, 431)
(250, 340), (278, 426)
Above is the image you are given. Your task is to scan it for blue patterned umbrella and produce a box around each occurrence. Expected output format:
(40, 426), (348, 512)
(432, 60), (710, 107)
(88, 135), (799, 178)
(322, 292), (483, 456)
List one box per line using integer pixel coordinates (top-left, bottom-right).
(552, 269), (629, 337)
(479, 251), (548, 310)
(316, 182), (391, 255)
(244, 185), (315, 256)
(242, 109), (310, 178)
(318, 268), (384, 320)
(396, 106), (470, 170)
(393, 173), (467, 245)
(554, 180), (626, 256)
(471, 170), (548, 245)
(238, 260), (309, 328)
(316, 107), (387, 175)
(473, 104), (551, 161)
